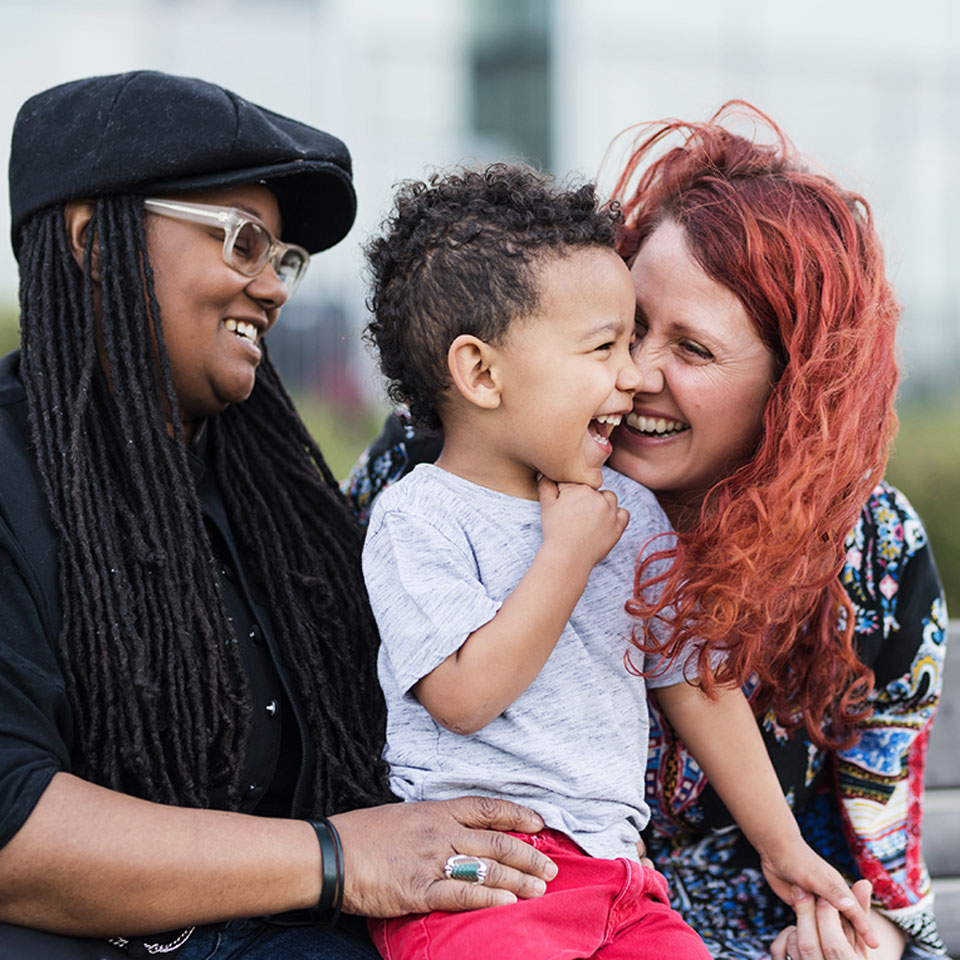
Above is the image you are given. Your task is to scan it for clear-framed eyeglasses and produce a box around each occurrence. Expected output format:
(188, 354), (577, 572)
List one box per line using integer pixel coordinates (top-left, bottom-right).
(143, 198), (310, 296)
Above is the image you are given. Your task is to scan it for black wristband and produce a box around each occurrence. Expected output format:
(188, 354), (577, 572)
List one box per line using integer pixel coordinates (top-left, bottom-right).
(306, 817), (343, 927)
(327, 817), (344, 928)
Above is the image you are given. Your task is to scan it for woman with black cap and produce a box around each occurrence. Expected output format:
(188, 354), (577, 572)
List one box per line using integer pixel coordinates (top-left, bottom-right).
(0, 72), (555, 959)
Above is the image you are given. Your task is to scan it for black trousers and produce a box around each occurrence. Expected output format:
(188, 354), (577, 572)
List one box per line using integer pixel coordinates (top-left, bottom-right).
(0, 923), (127, 959)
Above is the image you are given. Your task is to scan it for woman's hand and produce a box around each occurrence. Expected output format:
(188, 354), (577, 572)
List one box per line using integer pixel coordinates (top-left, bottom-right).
(330, 797), (558, 917)
(760, 840), (878, 949)
(770, 881), (906, 960)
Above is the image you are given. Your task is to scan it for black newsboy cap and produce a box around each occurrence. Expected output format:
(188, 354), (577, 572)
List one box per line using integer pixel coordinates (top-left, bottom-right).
(9, 70), (357, 258)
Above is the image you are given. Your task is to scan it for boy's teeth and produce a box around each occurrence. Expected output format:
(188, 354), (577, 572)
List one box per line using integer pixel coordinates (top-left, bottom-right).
(594, 414), (622, 427)
(625, 413), (688, 435)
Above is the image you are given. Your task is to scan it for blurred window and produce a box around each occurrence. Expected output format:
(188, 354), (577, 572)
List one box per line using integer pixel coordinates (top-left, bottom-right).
(470, 0), (552, 170)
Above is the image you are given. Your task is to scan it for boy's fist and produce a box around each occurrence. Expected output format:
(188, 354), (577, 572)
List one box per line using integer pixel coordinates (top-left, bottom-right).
(537, 475), (629, 566)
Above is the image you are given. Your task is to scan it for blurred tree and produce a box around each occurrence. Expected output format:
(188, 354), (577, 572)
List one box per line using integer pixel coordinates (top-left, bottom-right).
(0, 305), (18, 356)
(887, 397), (960, 613)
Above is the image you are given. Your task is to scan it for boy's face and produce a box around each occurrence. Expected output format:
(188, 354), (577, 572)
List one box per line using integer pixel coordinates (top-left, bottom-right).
(491, 246), (641, 492)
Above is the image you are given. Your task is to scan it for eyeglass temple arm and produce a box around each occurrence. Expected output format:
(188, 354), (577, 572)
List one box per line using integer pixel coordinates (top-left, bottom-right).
(143, 199), (235, 229)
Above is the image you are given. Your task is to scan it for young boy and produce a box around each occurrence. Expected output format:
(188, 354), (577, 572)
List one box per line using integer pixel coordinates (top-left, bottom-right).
(361, 165), (875, 959)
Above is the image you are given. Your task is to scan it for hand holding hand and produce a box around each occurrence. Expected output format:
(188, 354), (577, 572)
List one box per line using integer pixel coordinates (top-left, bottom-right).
(770, 881), (882, 960)
(761, 841), (878, 950)
(329, 796), (557, 918)
(538, 476), (629, 568)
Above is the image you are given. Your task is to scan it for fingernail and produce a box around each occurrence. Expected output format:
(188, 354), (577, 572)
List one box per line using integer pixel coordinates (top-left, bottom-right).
(791, 885), (809, 903)
(838, 896), (855, 908)
(532, 878), (546, 896)
(544, 860), (558, 880)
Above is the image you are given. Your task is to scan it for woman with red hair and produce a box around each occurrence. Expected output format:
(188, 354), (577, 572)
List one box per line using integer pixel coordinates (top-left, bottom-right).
(345, 104), (948, 960)
(605, 104), (947, 960)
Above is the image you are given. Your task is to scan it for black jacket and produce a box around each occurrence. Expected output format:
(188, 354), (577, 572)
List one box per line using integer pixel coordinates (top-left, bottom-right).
(0, 350), (307, 847)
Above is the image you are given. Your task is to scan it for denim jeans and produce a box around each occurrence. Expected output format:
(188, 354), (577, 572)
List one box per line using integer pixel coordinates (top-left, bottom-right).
(175, 917), (378, 960)
(0, 917), (379, 960)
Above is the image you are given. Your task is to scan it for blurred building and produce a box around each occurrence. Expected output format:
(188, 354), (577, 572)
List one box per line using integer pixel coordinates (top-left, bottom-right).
(0, 0), (957, 401)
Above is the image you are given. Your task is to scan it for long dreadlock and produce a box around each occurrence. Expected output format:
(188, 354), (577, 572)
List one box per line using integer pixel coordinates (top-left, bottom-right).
(17, 195), (390, 815)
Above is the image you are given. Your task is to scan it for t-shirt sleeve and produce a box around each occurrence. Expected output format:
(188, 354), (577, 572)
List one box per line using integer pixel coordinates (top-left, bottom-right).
(0, 529), (71, 848)
(363, 509), (502, 696)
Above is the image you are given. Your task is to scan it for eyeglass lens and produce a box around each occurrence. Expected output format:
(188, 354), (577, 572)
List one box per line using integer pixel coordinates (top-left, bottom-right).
(232, 221), (305, 288)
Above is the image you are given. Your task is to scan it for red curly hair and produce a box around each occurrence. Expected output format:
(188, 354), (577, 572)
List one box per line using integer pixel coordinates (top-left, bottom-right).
(612, 103), (900, 749)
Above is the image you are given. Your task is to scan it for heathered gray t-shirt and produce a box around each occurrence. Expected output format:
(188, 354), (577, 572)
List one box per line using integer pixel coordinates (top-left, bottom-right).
(362, 464), (687, 861)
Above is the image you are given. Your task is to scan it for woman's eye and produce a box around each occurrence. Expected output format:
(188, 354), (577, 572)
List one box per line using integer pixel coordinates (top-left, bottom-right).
(630, 324), (646, 352)
(680, 340), (713, 360)
(595, 341), (615, 352)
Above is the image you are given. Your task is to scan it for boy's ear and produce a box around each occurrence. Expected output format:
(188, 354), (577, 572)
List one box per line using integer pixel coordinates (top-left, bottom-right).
(447, 334), (503, 410)
(63, 200), (101, 280)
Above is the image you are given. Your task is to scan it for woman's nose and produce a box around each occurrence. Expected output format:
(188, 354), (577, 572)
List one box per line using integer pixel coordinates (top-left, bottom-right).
(245, 263), (290, 310)
(631, 344), (664, 394)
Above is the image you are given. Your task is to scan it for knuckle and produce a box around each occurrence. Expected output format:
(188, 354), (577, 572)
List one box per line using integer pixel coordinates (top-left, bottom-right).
(473, 794), (505, 822)
(515, 871), (545, 898)
(484, 830), (513, 860)
(418, 821), (445, 854)
(481, 859), (505, 887)
(450, 882), (476, 909)
(796, 936), (818, 958)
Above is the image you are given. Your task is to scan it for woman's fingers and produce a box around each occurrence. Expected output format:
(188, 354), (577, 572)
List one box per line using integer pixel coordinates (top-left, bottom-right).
(792, 887), (827, 960)
(812, 871), (878, 949)
(423, 857), (546, 913)
(441, 794), (546, 838)
(441, 795), (557, 880)
(792, 886), (871, 960)
(851, 879), (872, 917)
(459, 822), (556, 887)
(773, 882), (874, 960)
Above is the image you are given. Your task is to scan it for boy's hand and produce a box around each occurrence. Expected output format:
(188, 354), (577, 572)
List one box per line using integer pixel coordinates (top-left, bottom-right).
(537, 476), (629, 567)
(760, 839), (879, 950)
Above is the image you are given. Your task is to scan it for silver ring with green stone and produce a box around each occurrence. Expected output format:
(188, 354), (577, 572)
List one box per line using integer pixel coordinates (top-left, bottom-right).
(444, 854), (488, 884)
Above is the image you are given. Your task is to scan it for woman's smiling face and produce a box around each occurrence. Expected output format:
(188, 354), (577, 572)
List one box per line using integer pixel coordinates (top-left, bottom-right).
(609, 220), (777, 523)
(144, 183), (289, 440)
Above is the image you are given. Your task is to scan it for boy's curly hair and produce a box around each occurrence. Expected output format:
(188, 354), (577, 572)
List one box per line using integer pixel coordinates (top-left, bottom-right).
(365, 163), (621, 429)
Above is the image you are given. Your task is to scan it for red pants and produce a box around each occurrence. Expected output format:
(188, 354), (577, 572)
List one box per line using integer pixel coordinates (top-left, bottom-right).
(370, 829), (710, 960)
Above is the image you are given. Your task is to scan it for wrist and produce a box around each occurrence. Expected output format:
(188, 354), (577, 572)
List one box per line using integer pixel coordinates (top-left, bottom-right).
(752, 822), (805, 863)
(534, 539), (595, 584)
(304, 817), (344, 926)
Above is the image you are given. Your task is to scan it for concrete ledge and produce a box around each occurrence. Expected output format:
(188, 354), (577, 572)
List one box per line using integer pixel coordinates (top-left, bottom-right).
(931, 876), (960, 956)
(926, 622), (959, 790)
(923, 788), (960, 877)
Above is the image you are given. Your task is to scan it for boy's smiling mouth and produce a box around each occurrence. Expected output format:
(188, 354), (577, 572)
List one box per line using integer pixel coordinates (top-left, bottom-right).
(589, 414), (622, 446)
